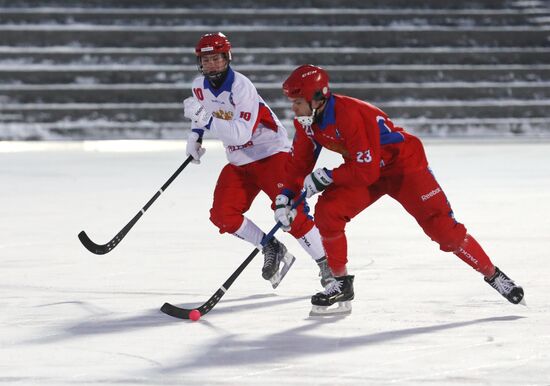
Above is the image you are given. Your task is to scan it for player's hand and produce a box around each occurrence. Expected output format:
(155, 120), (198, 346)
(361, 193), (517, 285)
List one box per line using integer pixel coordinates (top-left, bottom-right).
(183, 97), (212, 127)
(274, 193), (297, 232)
(186, 130), (206, 164)
(303, 168), (333, 198)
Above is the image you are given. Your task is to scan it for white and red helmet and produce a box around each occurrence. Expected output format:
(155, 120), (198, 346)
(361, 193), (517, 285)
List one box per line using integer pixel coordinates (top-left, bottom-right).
(283, 64), (330, 102)
(195, 32), (232, 61)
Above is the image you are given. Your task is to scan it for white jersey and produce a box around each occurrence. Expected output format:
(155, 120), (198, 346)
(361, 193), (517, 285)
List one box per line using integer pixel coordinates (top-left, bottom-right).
(190, 67), (291, 166)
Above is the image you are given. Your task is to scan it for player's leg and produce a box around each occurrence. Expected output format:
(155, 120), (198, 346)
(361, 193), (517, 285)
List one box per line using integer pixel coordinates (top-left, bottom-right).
(210, 163), (262, 244)
(315, 182), (383, 276)
(390, 167), (524, 304)
(309, 182), (383, 313)
(389, 168), (490, 272)
(210, 161), (293, 286)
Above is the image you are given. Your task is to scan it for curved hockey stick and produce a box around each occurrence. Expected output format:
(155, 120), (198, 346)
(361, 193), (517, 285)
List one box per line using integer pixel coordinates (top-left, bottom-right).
(161, 190), (307, 320)
(78, 154), (196, 255)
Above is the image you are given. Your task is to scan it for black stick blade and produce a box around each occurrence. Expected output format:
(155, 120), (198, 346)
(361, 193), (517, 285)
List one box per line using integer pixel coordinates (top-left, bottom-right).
(160, 303), (192, 319)
(159, 193), (306, 321)
(78, 231), (112, 255)
(161, 288), (225, 320)
(77, 156), (195, 256)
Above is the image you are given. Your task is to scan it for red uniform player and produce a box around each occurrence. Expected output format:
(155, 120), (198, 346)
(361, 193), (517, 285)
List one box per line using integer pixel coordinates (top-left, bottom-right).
(274, 64), (524, 315)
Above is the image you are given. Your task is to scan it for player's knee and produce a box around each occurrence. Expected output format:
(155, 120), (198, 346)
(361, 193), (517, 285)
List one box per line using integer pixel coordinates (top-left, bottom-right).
(422, 215), (467, 252)
(314, 201), (348, 235)
(209, 207), (242, 234)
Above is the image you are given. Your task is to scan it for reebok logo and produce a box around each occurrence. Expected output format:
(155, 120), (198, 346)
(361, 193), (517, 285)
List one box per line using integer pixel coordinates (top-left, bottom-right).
(421, 187), (441, 201)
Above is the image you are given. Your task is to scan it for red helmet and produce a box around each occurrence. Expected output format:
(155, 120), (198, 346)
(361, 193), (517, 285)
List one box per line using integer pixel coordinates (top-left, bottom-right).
(195, 32), (232, 61)
(283, 64), (330, 102)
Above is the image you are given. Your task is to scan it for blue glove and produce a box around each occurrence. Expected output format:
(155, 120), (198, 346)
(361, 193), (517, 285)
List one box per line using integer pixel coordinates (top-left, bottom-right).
(303, 168), (333, 198)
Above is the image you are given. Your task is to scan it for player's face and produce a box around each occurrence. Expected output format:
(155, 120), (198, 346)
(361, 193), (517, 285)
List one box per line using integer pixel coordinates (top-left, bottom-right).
(200, 53), (228, 75)
(289, 97), (312, 116)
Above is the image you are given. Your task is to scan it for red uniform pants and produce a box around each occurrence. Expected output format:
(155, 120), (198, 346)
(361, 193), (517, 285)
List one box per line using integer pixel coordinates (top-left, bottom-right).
(210, 152), (314, 239)
(315, 166), (493, 276)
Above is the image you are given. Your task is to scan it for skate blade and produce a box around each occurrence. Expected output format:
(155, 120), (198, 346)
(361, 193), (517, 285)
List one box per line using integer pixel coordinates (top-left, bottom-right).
(309, 301), (352, 317)
(270, 252), (296, 289)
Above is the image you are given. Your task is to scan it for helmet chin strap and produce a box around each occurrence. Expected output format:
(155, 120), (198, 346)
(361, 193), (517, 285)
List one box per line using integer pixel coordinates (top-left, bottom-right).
(204, 65), (229, 88)
(296, 108), (316, 126)
(296, 98), (326, 126)
(197, 55), (230, 88)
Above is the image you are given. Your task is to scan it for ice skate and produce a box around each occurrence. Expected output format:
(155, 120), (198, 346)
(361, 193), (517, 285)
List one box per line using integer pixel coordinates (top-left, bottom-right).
(316, 256), (336, 287)
(484, 266), (525, 305)
(310, 275), (354, 316)
(262, 237), (296, 289)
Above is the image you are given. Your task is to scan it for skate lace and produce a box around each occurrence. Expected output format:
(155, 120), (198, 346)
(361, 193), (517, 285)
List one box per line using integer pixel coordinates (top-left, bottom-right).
(264, 255), (274, 267)
(322, 278), (343, 295)
(492, 274), (515, 295)
(262, 239), (279, 267)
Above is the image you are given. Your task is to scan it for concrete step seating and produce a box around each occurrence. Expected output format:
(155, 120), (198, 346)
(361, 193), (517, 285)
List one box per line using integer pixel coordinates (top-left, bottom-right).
(0, 0), (548, 139)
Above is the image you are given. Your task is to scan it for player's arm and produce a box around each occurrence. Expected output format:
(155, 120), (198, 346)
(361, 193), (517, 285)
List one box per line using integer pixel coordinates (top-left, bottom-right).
(274, 122), (320, 227)
(184, 80), (213, 137)
(283, 121), (320, 194)
(183, 84), (208, 163)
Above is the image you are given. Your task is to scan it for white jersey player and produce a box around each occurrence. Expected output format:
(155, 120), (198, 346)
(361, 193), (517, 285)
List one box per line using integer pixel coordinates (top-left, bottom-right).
(189, 65), (289, 166)
(183, 32), (333, 289)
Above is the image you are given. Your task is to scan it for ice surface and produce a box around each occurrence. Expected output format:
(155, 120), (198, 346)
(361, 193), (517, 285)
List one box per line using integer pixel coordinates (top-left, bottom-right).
(0, 139), (549, 385)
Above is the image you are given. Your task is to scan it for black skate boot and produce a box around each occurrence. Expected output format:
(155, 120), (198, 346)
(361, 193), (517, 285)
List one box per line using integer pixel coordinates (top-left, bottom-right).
(261, 237), (296, 289)
(316, 257), (336, 287)
(310, 275), (354, 316)
(484, 266), (525, 305)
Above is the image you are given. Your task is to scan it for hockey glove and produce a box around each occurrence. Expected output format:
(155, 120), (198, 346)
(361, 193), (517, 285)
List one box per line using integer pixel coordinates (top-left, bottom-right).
(303, 168), (333, 198)
(183, 96), (213, 127)
(186, 130), (205, 164)
(274, 192), (297, 232)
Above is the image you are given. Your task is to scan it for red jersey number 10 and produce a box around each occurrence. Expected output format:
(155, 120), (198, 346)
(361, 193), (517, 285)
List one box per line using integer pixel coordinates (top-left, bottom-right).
(193, 88), (204, 101)
(240, 111), (251, 121)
